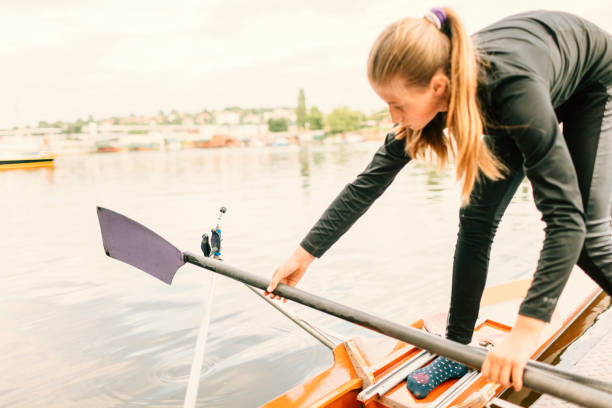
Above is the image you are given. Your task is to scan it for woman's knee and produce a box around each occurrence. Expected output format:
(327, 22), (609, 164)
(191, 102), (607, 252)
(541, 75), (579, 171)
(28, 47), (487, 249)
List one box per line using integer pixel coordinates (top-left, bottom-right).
(583, 218), (612, 258)
(458, 207), (499, 244)
(577, 217), (612, 293)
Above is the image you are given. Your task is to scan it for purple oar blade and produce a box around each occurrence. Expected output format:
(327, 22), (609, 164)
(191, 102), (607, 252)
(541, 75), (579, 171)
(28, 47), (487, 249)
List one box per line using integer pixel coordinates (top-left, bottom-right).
(97, 207), (185, 284)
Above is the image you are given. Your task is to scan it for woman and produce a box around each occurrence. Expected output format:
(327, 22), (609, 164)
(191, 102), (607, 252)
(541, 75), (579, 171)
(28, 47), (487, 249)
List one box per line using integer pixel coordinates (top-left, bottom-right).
(264, 7), (612, 397)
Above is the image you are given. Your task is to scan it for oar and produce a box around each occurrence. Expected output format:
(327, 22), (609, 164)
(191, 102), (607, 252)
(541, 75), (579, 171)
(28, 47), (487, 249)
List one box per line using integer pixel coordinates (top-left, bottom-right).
(96, 207), (612, 408)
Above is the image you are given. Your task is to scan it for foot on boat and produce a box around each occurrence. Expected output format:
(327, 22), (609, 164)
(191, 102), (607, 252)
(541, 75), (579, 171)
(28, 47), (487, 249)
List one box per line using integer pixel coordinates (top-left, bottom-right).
(406, 356), (468, 399)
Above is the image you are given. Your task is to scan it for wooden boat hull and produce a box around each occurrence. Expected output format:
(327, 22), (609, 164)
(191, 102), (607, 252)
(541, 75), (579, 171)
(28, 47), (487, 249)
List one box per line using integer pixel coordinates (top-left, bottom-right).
(262, 271), (601, 408)
(0, 156), (55, 170)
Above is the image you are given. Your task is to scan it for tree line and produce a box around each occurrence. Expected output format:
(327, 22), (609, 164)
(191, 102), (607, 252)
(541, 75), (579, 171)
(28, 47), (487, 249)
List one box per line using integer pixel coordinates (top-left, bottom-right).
(268, 88), (386, 134)
(25, 90), (387, 136)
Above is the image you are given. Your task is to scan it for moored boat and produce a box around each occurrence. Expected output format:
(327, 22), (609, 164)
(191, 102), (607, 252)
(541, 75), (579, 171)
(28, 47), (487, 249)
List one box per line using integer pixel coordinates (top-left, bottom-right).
(94, 138), (124, 153)
(0, 155), (55, 170)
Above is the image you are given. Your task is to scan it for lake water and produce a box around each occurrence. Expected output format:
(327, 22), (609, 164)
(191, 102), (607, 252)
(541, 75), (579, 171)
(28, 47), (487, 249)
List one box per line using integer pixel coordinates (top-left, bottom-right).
(1, 143), (608, 407)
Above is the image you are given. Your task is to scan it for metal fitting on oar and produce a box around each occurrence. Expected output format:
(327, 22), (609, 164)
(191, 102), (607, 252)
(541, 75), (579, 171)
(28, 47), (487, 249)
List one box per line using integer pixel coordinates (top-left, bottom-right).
(201, 206), (227, 259)
(211, 206), (226, 258)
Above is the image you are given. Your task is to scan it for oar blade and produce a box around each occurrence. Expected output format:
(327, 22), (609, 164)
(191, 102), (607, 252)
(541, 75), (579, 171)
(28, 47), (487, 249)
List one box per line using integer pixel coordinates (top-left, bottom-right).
(97, 207), (185, 284)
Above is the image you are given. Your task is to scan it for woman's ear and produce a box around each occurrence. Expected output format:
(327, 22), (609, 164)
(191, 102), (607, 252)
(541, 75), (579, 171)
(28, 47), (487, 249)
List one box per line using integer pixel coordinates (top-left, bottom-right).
(430, 73), (449, 97)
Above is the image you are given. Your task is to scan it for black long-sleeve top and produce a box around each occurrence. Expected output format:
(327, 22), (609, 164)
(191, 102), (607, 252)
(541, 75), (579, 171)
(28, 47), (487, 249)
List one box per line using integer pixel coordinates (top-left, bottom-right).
(300, 10), (612, 321)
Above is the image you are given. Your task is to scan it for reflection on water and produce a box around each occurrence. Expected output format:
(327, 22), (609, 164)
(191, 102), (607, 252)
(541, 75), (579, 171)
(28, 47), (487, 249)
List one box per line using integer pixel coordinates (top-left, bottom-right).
(298, 145), (311, 190)
(0, 144), (597, 407)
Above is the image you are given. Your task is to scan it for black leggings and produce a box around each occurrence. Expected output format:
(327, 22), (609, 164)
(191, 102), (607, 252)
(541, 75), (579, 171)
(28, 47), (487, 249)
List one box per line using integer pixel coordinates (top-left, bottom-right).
(447, 84), (612, 344)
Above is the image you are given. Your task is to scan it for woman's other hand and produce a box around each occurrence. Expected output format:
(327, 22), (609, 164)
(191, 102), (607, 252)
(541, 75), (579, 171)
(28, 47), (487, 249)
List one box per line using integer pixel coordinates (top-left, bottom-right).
(264, 246), (315, 302)
(481, 315), (545, 391)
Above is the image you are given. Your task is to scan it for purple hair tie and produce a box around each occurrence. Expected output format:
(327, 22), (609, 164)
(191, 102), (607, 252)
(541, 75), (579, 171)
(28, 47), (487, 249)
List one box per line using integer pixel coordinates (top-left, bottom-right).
(425, 7), (448, 33)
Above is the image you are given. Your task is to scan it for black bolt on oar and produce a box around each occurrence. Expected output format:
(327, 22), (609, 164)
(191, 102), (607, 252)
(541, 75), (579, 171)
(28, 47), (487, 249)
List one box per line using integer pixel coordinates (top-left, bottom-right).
(96, 207), (612, 408)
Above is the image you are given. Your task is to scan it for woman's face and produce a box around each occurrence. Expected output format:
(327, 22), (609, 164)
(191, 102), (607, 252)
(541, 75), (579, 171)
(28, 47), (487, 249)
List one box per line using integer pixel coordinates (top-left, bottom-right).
(370, 74), (448, 131)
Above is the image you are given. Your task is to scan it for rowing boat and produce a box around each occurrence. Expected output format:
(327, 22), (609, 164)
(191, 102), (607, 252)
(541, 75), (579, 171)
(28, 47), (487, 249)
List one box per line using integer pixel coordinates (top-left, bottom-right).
(262, 273), (601, 408)
(95, 207), (612, 408)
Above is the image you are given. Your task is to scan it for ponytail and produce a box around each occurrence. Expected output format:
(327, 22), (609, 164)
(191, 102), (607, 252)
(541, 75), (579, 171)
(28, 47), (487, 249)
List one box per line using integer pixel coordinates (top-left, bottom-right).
(444, 7), (505, 204)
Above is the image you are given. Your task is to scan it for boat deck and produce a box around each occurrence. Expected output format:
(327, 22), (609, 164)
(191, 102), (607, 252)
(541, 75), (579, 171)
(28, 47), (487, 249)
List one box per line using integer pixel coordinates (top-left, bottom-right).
(262, 272), (604, 408)
(532, 306), (612, 408)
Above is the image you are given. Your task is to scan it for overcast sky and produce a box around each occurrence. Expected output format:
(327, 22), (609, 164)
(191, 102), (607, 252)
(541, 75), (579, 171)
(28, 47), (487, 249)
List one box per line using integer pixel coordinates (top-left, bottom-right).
(1, 0), (611, 128)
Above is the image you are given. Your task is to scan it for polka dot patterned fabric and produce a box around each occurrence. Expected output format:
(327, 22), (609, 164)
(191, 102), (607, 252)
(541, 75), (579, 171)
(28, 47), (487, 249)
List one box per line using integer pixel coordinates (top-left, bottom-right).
(406, 356), (468, 399)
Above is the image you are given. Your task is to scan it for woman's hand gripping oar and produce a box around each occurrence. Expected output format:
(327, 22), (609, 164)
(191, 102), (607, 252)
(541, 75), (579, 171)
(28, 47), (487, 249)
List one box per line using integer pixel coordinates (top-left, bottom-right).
(265, 245), (315, 303)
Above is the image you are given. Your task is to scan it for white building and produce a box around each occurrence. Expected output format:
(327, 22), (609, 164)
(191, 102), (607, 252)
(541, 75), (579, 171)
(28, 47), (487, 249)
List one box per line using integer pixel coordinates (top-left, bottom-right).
(263, 108), (296, 124)
(214, 110), (241, 125)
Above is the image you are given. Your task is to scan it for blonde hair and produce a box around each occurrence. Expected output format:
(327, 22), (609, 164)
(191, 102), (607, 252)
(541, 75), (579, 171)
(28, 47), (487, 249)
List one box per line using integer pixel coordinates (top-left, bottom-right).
(367, 7), (505, 204)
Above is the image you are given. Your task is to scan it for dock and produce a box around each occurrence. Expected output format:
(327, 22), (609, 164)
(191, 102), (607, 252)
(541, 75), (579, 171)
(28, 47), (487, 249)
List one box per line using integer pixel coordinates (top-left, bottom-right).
(531, 301), (612, 407)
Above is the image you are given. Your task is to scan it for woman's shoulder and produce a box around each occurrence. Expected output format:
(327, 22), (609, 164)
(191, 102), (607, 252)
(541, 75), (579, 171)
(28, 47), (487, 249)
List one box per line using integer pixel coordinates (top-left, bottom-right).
(479, 73), (551, 133)
(477, 61), (540, 123)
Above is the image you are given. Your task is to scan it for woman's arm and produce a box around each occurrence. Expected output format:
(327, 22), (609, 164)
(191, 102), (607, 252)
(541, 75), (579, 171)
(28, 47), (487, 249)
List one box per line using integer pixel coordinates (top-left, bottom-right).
(482, 77), (587, 390)
(266, 131), (411, 298)
(499, 77), (586, 322)
(301, 131), (411, 257)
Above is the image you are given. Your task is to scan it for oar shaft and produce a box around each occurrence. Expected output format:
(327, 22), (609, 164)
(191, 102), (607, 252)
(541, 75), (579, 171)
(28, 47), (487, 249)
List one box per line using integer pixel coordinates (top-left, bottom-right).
(183, 252), (612, 408)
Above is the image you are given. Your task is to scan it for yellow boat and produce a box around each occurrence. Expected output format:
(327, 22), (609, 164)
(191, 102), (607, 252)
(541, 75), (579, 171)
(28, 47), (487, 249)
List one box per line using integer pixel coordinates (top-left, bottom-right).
(0, 155), (55, 170)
